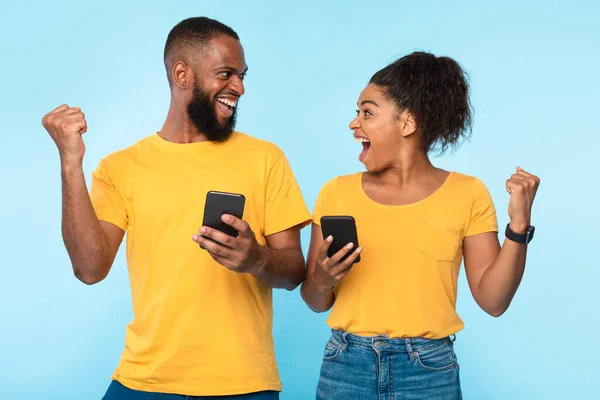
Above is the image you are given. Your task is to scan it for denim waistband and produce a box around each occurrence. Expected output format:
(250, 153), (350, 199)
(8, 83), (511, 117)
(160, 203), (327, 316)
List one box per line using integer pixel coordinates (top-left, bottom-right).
(331, 329), (454, 353)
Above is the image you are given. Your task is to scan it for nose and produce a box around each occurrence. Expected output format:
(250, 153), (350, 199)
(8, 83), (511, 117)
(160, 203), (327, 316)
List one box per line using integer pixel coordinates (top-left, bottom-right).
(349, 116), (360, 130)
(230, 75), (245, 96)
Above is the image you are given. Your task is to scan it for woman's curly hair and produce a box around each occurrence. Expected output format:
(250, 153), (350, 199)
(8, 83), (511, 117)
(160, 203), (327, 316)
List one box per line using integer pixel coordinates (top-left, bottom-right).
(370, 51), (473, 154)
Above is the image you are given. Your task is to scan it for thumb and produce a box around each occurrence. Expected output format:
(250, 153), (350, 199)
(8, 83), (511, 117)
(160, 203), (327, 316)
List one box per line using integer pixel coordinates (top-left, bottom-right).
(506, 179), (516, 195)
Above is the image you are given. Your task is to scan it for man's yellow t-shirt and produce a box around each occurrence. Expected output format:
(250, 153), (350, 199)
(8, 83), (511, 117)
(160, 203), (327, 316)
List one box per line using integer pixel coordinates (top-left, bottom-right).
(90, 132), (311, 396)
(312, 172), (498, 339)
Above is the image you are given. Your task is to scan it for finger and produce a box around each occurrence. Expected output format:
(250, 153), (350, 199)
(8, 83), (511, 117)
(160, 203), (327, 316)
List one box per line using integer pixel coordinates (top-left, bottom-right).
(506, 179), (516, 194)
(515, 167), (533, 178)
(61, 112), (83, 120)
(192, 233), (204, 245)
(510, 175), (537, 191)
(331, 247), (362, 275)
(64, 116), (86, 134)
(506, 179), (525, 194)
(328, 242), (355, 265)
(80, 119), (88, 134)
(221, 214), (249, 237)
(515, 167), (540, 184)
(61, 117), (86, 132)
(198, 226), (236, 249)
(317, 235), (333, 261)
(510, 174), (529, 183)
(49, 104), (69, 114)
(68, 112), (86, 121)
(63, 107), (82, 115)
(192, 233), (207, 249)
(192, 233), (233, 258)
(201, 238), (232, 258)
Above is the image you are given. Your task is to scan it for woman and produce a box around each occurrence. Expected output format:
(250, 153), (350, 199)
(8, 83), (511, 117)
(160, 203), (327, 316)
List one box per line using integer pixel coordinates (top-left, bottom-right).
(301, 52), (540, 399)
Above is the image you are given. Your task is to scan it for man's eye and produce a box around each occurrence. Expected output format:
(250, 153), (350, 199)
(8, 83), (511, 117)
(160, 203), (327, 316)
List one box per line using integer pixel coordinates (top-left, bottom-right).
(219, 71), (231, 78)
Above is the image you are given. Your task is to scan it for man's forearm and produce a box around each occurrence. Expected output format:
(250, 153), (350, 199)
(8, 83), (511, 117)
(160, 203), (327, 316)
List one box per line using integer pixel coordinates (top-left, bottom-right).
(61, 162), (111, 284)
(250, 246), (306, 290)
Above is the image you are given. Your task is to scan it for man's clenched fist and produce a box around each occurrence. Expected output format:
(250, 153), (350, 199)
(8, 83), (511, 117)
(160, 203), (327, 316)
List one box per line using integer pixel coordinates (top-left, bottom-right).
(42, 104), (88, 164)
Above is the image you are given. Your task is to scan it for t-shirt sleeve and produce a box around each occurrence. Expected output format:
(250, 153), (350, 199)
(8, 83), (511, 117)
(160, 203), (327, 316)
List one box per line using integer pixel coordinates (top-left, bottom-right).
(89, 158), (128, 231)
(263, 153), (311, 236)
(312, 178), (338, 226)
(465, 178), (498, 237)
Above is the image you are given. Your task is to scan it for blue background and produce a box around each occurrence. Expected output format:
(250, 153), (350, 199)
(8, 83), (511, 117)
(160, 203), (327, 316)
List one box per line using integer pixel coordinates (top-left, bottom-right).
(1, 1), (598, 399)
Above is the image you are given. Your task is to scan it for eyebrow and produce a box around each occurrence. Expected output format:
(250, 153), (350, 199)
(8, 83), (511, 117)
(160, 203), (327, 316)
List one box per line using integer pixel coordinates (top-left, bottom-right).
(359, 100), (379, 107)
(216, 65), (249, 74)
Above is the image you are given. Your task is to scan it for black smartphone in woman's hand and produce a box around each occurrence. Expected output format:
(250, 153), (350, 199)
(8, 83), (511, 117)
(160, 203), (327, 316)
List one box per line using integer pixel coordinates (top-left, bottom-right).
(320, 215), (361, 263)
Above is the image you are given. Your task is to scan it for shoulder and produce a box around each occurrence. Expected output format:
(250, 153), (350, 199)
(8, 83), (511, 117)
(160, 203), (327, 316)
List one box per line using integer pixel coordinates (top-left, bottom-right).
(97, 134), (154, 172)
(449, 171), (490, 192)
(447, 172), (495, 209)
(318, 172), (361, 195)
(229, 131), (285, 158)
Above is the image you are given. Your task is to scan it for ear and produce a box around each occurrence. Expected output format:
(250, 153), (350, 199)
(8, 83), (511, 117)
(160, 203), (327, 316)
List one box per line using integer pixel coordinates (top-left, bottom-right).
(172, 61), (192, 90)
(398, 110), (417, 138)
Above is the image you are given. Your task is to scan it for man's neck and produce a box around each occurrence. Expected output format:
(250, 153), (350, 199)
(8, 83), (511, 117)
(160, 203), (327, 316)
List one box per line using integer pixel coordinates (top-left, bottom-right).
(159, 104), (208, 144)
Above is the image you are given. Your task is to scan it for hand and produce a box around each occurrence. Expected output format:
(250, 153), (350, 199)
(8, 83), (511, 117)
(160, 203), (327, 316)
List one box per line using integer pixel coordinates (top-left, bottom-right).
(310, 236), (362, 291)
(42, 104), (88, 165)
(192, 214), (262, 274)
(506, 167), (540, 233)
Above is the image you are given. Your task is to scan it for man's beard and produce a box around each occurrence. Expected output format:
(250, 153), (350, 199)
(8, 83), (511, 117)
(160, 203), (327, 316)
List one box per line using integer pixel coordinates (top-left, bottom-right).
(187, 81), (237, 142)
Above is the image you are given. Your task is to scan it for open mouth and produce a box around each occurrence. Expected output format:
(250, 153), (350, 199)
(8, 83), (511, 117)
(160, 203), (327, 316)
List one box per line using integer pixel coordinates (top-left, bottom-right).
(215, 97), (238, 119)
(355, 136), (371, 162)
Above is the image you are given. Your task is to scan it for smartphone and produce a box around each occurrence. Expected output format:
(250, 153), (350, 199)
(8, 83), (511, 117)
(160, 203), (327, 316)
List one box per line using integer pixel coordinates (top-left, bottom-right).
(320, 215), (361, 263)
(202, 191), (246, 237)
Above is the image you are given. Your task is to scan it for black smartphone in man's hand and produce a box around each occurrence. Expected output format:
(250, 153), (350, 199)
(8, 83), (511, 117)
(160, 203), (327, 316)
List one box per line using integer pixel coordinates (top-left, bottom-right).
(320, 215), (361, 263)
(202, 191), (246, 238)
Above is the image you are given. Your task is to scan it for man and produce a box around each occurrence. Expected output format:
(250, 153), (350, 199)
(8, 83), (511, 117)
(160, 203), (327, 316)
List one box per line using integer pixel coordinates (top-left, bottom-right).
(42, 17), (311, 399)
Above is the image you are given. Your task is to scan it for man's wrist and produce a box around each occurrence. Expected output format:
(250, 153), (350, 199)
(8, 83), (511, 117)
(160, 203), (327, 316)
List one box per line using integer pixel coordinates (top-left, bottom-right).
(60, 157), (84, 175)
(248, 245), (269, 277)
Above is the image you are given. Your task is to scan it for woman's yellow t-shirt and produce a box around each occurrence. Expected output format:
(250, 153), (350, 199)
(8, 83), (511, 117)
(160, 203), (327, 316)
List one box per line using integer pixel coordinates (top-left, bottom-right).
(312, 172), (498, 339)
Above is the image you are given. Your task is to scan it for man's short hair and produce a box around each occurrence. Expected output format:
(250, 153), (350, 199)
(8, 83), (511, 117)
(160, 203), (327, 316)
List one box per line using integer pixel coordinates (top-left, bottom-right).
(164, 17), (239, 86)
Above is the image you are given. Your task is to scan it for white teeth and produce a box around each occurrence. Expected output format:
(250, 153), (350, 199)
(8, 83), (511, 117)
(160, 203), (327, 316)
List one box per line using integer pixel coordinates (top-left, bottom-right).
(217, 98), (237, 108)
(354, 137), (370, 143)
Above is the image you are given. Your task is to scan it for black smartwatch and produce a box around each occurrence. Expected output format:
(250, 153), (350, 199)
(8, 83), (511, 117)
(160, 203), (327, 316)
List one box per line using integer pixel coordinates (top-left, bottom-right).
(505, 223), (535, 244)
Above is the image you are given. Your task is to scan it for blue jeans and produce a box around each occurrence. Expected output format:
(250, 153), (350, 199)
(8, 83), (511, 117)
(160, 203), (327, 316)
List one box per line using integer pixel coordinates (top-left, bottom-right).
(102, 381), (279, 400)
(316, 330), (462, 400)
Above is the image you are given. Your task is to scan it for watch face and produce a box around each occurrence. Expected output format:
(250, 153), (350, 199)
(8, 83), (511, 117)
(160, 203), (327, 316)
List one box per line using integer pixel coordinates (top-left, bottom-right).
(525, 226), (535, 243)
